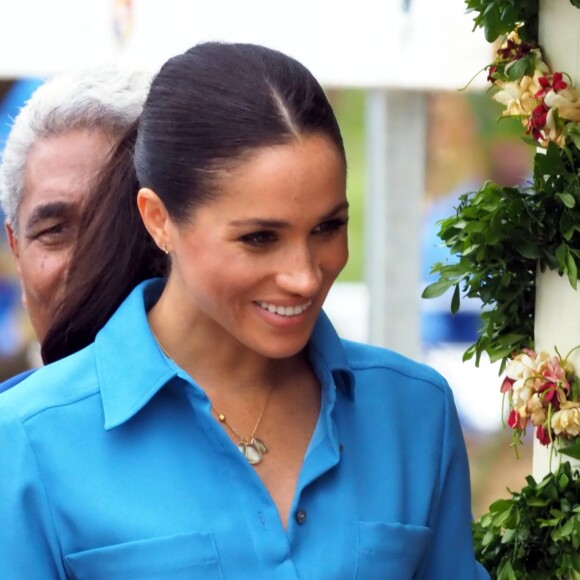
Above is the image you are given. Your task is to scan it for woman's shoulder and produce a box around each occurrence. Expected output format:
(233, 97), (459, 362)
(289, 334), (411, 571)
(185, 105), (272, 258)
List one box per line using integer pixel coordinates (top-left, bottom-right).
(340, 338), (449, 395)
(0, 344), (100, 425)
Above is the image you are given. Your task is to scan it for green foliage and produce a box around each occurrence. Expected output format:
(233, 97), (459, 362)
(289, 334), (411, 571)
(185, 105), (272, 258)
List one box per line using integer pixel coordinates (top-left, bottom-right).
(332, 90), (365, 283)
(464, 0), (539, 43)
(473, 462), (580, 579)
(422, 143), (580, 371)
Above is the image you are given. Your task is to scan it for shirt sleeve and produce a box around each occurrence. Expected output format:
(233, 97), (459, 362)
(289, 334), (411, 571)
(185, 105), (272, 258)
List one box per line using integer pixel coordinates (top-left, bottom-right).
(0, 406), (66, 579)
(417, 382), (490, 580)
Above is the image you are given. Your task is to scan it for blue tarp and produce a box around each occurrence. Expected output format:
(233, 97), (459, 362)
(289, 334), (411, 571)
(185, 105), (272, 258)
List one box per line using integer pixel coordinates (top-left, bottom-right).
(421, 182), (483, 346)
(0, 77), (45, 152)
(0, 78), (44, 355)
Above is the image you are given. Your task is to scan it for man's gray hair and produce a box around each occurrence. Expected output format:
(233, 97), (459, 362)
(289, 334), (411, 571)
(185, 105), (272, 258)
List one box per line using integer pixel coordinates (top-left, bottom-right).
(0, 65), (151, 228)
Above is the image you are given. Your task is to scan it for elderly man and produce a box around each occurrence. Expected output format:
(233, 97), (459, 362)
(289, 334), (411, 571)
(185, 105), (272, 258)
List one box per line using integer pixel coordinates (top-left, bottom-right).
(0, 66), (149, 392)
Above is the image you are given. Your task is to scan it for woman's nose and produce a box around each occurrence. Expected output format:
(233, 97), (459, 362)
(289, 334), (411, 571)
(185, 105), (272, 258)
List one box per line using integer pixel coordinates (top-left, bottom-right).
(275, 250), (322, 296)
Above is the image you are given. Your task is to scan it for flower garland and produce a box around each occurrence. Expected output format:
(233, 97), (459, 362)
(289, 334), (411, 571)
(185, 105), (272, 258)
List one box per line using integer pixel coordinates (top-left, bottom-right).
(490, 31), (580, 149)
(446, 2), (580, 577)
(445, 2), (580, 453)
(423, 1), (580, 370)
(502, 346), (580, 459)
(458, 0), (580, 580)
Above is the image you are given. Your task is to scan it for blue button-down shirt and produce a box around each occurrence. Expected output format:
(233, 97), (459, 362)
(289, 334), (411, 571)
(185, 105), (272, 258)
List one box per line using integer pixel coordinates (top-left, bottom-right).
(0, 368), (36, 394)
(0, 279), (487, 579)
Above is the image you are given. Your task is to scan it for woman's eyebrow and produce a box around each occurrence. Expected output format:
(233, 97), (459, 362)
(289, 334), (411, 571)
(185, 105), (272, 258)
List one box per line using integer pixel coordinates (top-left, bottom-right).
(229, 218), (289, 228)
(228, 201), (350, 229)
(320, 201), (350, 220)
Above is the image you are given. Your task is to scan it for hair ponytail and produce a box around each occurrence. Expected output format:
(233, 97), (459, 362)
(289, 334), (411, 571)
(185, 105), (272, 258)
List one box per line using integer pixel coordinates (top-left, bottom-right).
(41, 122), (168, 364)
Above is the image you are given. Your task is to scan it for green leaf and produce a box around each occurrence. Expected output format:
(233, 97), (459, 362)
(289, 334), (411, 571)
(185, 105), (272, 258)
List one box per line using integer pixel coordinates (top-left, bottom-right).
(560, 212), (575, 241)
(497, 559), (517, 580)
(489, 498), (514, 512)
(482, 530), (495, 547)
(501, 528), (516, 544)
(483, 16), (502, 43)
(527, 498), (549, 507)
(556, 244), (568, 269)
(421, 280), (455, 299)
(560, 439), (580, 460)
(464, 220), (487, 233)
(492, 506), (514, 527)
(506, 56), (530, 81)
(559, 517), (576, 539)
(488, 345), (519, 363)
(558, 192), (576, 208)
(451, 284), (461, 315)
(567, 250), (578, 289)
(517, 244), (541, 259)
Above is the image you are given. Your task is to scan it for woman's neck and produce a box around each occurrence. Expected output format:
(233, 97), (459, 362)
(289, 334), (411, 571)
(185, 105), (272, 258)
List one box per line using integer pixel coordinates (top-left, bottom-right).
(147, 286), (309, 398)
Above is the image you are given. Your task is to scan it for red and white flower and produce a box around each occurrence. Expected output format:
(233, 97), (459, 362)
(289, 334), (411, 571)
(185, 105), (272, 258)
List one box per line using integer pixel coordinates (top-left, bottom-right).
(501, 347), (579, 447)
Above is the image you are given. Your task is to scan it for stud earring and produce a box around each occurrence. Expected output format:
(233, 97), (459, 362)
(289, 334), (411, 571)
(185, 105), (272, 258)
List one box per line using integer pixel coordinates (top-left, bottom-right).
(160, 244), (169, 255)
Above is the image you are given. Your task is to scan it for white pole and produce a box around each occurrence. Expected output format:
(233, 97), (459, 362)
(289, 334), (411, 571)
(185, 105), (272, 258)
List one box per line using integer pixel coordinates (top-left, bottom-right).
(533, 0), (580, 480)
(364, 89), (426, 358)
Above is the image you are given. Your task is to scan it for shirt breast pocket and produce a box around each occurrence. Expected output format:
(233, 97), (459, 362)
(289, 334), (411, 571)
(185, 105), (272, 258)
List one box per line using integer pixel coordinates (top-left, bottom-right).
(65, 531), (224, 580)
(355, 521), (432, 580)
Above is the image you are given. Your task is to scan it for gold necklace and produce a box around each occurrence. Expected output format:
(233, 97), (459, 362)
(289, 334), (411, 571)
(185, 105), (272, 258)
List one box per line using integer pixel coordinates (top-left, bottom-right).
(212, 390), (273, 465)
(152, 330), (272, 465)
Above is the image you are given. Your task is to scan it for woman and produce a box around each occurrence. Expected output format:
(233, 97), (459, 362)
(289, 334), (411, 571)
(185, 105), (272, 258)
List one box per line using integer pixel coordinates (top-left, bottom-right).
(0, 43), (487, 579)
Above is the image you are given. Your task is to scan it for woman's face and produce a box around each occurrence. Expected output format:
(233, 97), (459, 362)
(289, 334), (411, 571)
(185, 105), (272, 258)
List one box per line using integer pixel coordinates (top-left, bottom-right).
(165, 134), (348, 359)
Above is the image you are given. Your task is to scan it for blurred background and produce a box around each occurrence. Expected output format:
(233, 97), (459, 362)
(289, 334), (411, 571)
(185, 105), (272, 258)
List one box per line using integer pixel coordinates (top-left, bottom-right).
(0, 0), (535, 517)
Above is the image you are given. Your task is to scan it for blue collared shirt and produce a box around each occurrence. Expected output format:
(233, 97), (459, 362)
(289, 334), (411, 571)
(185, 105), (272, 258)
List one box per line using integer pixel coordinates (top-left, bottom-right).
(0, 368), (36, 394)
(0, 279), (488, 579)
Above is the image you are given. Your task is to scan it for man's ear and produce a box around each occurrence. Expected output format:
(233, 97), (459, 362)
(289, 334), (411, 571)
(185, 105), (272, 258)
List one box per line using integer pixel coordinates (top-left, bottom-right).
(5, 220), (21, 270)
(6, 220), (26, 307)
(136, 188), (173, 253)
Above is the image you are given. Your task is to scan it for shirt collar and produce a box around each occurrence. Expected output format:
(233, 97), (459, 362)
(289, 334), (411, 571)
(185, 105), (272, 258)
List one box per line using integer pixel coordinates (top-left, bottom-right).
(95, 278), (176, 430)
(308, 311), (355, 400)
(96, 279), (355, 430)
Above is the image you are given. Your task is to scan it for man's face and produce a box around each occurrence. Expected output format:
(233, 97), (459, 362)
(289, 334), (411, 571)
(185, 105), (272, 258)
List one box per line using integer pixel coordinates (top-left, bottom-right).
(6, 129), (114, 341)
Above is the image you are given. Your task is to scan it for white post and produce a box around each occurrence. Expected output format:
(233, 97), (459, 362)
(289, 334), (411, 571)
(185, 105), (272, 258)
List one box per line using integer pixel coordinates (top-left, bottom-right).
(533, 0), (580, 480)
(533, 270), (580, 478)
(364, 89), (426, 359)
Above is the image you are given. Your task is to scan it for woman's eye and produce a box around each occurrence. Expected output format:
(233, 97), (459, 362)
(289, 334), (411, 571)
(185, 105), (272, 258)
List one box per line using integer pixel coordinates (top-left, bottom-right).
(313, 217), (349, 235)
(239, 231), (278, 247)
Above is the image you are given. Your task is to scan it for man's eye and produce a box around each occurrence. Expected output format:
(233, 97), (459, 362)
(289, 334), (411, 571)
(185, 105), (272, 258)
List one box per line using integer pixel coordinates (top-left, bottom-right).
(30, 222), (70, 244)
(41, 224), (65, 236)
(313, 217), (349, 235)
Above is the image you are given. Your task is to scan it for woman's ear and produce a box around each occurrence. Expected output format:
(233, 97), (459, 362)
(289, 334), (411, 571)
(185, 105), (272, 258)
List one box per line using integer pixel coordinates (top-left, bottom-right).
(137, 188), (173, 253)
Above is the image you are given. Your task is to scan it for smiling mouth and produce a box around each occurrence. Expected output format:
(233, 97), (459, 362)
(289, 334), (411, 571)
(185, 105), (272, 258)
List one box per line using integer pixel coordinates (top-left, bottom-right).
(257, 300), (313, 317)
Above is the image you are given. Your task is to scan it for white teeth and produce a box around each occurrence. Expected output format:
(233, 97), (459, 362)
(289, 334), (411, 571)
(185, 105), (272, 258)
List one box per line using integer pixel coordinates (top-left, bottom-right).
(258, 300), (312, 317)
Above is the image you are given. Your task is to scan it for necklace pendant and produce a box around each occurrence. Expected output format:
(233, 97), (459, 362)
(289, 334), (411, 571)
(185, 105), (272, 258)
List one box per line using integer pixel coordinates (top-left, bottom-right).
(238, 437), (269, 465)
(238, 442), (263, 465)
(251, 437), (268, 455)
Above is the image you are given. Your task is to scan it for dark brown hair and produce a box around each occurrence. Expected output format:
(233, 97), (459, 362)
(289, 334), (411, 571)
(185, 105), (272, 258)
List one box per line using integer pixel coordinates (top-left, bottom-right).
(42, 42), (345, 363)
